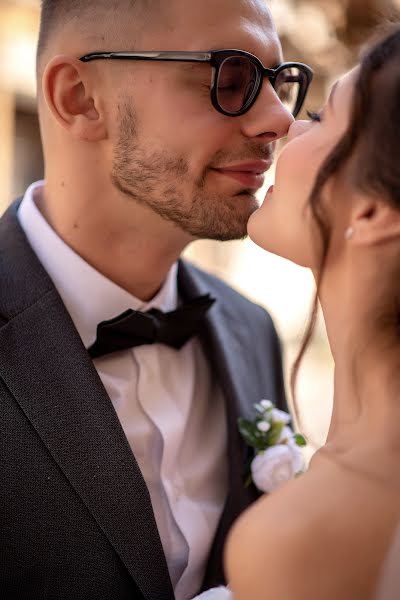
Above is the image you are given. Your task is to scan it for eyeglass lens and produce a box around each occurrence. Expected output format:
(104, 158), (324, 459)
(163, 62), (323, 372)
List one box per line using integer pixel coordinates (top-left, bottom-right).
(275, 68), (306, 116)
(216, 56), (259, 114)
(216, 56), (306, 116)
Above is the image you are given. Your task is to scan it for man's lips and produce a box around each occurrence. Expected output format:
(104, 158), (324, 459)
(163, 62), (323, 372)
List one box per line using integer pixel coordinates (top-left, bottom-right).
(212, 160), (273, 190)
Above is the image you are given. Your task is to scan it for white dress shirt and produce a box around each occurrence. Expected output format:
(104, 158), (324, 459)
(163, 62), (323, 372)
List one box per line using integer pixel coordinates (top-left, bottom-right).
(18, 181), (228, 600)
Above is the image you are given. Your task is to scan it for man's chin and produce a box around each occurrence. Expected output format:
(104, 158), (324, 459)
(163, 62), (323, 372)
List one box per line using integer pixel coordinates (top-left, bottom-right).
(194, 203), (258, 241)
(234, 187), (260, 197)
(183, 217), (251, 242)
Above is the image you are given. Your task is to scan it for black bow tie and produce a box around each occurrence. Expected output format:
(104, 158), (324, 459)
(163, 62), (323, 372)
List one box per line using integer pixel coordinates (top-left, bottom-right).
(88, 294), (215, 359)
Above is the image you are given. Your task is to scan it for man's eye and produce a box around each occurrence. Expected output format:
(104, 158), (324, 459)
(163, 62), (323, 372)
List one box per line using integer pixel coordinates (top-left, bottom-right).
(218, 80), (238, 91)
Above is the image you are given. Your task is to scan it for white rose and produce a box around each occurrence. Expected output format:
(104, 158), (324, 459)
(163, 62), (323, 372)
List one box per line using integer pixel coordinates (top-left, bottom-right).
(287, 438), (304, 474)
(257, 420), (271, 433)
(271, 408), (291, 424)
(260, 399), (273, 410)
(251, 445), (297, 493)
(277, 426), (294, 443)
(275, 427), (305, 474)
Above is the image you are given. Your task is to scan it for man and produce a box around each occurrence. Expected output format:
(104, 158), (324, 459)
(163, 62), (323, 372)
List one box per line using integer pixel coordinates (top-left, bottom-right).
(0, 1), (312, 599)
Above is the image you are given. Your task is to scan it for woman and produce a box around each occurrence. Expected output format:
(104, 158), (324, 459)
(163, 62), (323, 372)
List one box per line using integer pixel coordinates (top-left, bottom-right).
(200, 25), (400, 600)
(226, 24), (400, 600)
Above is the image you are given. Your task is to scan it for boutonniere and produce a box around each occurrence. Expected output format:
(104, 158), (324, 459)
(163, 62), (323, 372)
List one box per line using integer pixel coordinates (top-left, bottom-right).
(238, 400), (307, 493)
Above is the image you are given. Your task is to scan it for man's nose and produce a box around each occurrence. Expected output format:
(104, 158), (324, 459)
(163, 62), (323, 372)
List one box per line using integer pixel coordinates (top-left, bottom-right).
(239, 81), (295, 141)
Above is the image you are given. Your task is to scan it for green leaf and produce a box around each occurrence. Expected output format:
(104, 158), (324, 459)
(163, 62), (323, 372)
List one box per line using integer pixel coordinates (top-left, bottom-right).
(244, 472), (253, 488)
(239, 432), (258, 449)
(266, 422), (285, 446)
(238, 418), (253, 431)
(238, 418), (259, 449)
(293, 434), (307, 447)
(238, 417), (279, 452)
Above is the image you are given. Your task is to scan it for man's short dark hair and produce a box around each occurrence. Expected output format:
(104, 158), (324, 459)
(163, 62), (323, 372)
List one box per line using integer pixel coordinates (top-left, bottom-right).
(37, 1), (148, 70)
(38, 1), (92, 63)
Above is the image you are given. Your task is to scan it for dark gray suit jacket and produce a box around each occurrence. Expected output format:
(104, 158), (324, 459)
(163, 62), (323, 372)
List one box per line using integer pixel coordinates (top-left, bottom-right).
(0, 200), (287, 599)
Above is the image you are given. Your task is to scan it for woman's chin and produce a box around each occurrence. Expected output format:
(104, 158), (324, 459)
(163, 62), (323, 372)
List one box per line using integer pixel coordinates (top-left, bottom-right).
(247, 208), (270, 250)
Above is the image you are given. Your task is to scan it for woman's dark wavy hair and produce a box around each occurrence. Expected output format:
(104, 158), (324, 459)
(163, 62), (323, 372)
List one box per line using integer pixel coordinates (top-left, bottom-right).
(290, 24), (400, 412)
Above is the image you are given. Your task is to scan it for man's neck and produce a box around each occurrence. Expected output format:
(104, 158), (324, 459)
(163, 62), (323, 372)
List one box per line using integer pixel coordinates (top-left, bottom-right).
(37, 182), (193, 301)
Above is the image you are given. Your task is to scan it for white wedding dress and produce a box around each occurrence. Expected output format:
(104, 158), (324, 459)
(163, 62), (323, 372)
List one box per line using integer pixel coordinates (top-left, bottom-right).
(191, 587), (232, 600)
(374, 526), (400, 600)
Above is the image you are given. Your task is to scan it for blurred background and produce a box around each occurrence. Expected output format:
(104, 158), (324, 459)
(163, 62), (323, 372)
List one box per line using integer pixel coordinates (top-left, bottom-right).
(1, 0), (399, 459)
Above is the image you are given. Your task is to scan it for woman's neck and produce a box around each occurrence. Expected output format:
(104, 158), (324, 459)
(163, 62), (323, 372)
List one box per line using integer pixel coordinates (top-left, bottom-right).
(324, 323), (400, 455)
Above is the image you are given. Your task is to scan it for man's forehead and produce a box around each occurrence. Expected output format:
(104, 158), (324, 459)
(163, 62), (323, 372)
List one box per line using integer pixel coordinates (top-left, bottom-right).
(163, 0), (275, 38)
(168, 0), (273, 21)
(143, 0), (281, 63)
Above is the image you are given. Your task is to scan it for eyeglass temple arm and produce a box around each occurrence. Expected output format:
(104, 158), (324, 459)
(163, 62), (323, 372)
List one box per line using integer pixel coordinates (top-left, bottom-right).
(80, 51), (212, 62)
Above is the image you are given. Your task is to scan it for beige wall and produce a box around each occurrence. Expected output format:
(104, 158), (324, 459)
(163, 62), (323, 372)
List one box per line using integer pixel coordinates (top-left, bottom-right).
(0, 0), (40, 211)
(0, 89), (15, 212)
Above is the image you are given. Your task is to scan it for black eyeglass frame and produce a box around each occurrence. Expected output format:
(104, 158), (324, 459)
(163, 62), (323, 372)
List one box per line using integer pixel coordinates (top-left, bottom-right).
(80, 49), (313, 118)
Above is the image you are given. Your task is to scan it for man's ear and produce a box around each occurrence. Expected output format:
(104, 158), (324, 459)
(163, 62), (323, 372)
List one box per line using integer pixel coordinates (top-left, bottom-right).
(347, 192), (400, 246)
(42, 55), (107, 141)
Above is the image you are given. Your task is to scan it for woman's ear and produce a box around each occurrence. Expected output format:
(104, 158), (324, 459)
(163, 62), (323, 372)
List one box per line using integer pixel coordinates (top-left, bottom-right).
(346, 192), (400, 246)
(42, 55), (107, 141)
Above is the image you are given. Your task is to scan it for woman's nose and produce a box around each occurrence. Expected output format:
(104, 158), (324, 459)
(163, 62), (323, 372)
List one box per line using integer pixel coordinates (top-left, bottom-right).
(286, 119), (310, 142)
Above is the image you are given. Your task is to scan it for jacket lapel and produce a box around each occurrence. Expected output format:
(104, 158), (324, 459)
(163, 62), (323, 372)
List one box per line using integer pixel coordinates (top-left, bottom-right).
(0, 202), (174, 600)
(178, 260), (262, 589)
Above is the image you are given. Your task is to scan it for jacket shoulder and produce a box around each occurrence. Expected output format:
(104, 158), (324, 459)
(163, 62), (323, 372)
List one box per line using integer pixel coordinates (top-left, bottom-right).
(182, 260), (276, 329)
(0, 199), (55, 321)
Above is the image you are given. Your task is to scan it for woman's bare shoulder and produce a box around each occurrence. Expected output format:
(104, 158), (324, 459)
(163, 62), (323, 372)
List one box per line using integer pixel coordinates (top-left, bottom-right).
(224, 470), (393, 600)
(224, 477), (331, 600)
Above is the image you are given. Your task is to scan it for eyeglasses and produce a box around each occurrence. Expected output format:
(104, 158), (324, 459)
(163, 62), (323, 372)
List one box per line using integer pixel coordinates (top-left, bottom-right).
(80, 49), (313, 118)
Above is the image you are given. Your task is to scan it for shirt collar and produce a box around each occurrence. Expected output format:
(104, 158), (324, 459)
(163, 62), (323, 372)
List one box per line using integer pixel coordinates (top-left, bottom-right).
(18, 181), (179, 349)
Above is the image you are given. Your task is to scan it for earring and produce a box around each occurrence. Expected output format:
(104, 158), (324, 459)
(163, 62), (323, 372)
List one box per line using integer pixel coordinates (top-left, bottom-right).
(344, 227), (354, 240)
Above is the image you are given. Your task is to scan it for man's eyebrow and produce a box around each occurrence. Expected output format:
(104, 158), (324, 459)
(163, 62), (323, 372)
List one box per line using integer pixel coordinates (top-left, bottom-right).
(180, 61), (209, 72)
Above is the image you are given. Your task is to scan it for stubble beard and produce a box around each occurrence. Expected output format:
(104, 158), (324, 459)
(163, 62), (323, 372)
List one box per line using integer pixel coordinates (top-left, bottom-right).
(110, 102), (258, 241)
